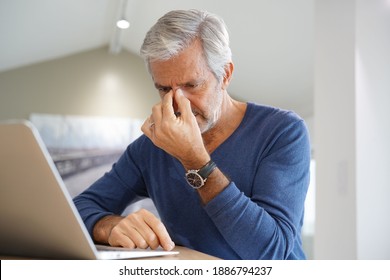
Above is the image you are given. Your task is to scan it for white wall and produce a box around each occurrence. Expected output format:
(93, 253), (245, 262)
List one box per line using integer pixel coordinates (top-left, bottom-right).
(314, 0), (390, 259)
(0, 47), (159, 121)
(314, 0), (357, 259)
(355, 0), (390, 259)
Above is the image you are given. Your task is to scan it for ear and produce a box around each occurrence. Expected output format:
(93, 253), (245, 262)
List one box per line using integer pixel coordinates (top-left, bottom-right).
(222, 62), (234, 90)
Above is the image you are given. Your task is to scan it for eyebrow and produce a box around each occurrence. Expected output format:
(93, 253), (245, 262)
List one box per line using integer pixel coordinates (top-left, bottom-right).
(154, 83), (170, 90)
(154, 79), (205, 90)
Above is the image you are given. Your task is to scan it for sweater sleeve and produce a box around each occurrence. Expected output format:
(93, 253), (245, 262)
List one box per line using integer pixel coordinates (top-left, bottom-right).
(204, 119), (310, 259)
(73, 140), (148, 238)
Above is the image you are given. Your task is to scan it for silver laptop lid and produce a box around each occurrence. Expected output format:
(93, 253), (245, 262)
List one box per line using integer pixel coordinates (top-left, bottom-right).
(0, 120), (178, 260)
(0, 120), (99, 259)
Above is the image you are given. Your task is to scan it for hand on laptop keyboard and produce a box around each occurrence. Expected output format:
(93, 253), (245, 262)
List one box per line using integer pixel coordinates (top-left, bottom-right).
(93, 209), (175, 251)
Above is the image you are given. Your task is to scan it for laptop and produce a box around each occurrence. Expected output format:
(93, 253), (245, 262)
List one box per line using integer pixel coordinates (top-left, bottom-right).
(0, 120), (178, 259)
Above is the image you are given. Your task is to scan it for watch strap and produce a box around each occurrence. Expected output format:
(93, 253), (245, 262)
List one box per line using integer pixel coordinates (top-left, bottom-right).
(197, 160), (217, 180)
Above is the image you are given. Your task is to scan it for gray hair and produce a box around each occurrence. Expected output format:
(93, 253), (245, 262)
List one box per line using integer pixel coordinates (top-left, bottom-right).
(140, 9), (232, 82)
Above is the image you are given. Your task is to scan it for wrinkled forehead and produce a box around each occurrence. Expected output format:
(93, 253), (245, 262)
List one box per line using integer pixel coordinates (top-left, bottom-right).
(149, 40), (211, 85)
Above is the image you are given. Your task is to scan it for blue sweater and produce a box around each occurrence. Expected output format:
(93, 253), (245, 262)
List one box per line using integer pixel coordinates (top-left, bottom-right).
(73, 102), (311, 260)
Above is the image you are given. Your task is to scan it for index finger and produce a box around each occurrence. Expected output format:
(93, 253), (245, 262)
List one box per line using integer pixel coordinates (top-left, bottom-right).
(161, 90), (176, 120)
(173, 89), (193, 121)
(143, 211), (175, 251)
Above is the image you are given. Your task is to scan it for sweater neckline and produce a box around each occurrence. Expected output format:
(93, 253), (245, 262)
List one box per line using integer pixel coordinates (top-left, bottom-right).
(209, 102), (253, 157)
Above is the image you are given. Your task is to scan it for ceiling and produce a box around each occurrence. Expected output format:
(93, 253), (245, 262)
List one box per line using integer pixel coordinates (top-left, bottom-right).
(0, 0), (315, 118)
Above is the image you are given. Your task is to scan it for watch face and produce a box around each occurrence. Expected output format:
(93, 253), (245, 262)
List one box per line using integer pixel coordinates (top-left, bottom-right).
(185, 171), (204, 189)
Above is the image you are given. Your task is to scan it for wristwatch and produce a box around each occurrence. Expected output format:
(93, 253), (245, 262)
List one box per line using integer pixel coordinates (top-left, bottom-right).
(185, 160), (217, 189)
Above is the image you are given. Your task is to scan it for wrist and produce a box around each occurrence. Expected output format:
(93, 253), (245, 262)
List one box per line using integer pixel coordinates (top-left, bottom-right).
(185, 160), (217, 189)
(197, 168), (230, 204)
(93, 215), (123, 244)
(180, 153), (211, 171)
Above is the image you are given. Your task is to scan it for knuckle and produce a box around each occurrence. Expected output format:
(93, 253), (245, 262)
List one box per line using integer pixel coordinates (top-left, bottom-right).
(152, 103), (161, 114)
(138, 240), (148, 249)
(137, 208), (150, 217)
(145, 232), (157, 244)
(109, 226), (121, 238)
(127, 212), (141, 222)
(160, 120), (170, 130)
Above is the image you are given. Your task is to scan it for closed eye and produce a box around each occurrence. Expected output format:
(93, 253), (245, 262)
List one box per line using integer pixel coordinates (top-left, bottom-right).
(156, 86), (171, 94)
(184, 83), (196, 89)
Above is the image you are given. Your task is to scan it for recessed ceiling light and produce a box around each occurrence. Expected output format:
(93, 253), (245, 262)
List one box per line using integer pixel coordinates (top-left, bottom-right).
(116, 19), (130, 29)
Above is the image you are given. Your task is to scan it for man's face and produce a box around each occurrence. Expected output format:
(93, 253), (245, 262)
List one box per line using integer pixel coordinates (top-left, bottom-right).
(149, 40), (224, 134)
